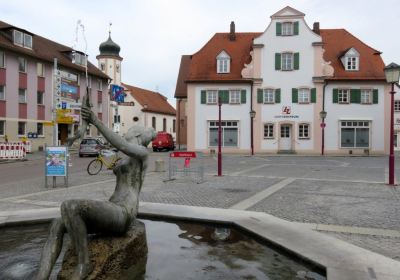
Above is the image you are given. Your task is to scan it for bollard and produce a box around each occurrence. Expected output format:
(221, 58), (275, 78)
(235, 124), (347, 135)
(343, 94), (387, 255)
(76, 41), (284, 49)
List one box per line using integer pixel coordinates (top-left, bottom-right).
(155, 158), (165, 172)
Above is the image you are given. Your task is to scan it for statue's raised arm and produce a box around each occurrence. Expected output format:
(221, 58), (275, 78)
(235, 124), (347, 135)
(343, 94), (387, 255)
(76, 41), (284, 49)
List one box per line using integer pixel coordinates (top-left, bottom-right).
(81, 106), (151, 160)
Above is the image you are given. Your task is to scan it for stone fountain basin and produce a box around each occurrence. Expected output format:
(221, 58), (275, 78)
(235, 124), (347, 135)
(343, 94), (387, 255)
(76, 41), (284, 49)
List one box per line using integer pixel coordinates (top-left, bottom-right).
(0, 202), (399, 280)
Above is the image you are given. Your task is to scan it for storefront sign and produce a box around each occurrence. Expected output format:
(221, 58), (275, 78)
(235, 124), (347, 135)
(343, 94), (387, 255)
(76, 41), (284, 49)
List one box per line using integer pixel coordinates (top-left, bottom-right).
(56, 109), (74, 124)
(60, 70), (78, 82)
(45, 147), (67, 176)
(274, 106), (300, 119)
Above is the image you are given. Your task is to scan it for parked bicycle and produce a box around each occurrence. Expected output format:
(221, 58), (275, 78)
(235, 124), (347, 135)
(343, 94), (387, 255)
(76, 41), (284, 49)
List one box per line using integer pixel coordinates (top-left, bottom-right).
(87, 149), (121, 175)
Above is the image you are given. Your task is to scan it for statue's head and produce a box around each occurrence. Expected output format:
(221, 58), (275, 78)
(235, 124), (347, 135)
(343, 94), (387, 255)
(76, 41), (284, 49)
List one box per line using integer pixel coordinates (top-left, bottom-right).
(124, 126), (156, 147)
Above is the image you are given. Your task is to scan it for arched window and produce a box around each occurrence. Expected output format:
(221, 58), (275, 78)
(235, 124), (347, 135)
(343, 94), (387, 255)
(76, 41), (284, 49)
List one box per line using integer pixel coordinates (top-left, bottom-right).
(152, 117), (156, 130)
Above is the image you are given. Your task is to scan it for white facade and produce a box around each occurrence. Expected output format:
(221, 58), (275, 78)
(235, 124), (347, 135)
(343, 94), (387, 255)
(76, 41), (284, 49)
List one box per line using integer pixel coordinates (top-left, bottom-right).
(188, 83), (252, 151)
(325, 83), (386, 154)
(118, 91), (176, 139)
(183, 6), (389, 155)
(253, 14), (322, 153)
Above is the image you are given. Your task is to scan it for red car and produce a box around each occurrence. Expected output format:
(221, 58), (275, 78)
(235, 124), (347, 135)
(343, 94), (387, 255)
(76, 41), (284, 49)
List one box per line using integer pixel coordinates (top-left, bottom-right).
(152, 132), (175, 152)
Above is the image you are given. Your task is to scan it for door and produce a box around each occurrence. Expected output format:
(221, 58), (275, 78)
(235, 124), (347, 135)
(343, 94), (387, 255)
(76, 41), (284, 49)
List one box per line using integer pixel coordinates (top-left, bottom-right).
(58, 124), (68, 145)
(280, 125), (292, 150)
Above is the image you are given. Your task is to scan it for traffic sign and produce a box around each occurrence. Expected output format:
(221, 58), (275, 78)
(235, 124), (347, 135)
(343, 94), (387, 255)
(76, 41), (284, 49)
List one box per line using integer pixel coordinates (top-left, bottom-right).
(320, 123), (326, 128)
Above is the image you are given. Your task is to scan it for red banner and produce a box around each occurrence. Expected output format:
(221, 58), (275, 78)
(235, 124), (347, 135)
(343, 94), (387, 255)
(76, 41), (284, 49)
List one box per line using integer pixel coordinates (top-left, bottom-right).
(170, 151), (197, 158)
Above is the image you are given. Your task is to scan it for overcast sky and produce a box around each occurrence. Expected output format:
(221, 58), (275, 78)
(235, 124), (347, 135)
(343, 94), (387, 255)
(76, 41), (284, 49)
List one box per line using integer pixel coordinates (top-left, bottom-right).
(1, 0), (399, 106)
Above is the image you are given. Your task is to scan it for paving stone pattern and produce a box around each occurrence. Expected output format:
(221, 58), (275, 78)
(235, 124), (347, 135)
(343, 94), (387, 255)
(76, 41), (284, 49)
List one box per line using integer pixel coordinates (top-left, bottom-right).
(249, 179), (400, 230)
(140, 175), (282, 209)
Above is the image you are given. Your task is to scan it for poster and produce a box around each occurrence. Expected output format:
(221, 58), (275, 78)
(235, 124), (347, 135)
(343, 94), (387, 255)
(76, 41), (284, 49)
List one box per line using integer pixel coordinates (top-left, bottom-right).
(46, 147), (67, 176)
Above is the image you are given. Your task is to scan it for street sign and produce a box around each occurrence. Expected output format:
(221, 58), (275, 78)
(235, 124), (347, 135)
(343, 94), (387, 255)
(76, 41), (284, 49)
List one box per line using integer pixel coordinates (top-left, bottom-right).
(56, 101), (82, 110)
(170, 151), (197, 158)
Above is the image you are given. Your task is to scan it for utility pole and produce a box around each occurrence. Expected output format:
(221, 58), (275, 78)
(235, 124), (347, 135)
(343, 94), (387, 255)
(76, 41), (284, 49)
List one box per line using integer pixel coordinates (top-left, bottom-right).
(53, 58), (60, 146)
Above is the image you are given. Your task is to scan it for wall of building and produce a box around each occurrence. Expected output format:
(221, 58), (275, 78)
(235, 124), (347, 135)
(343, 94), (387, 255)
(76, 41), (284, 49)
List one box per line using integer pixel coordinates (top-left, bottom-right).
(145, 112), (176, 139)
(252, 17), (322, 153)
(188, 83), (252, 152)
(324, 82), (386, 155)
(0, 48), (109, 150)
(176, 98), (187, 148)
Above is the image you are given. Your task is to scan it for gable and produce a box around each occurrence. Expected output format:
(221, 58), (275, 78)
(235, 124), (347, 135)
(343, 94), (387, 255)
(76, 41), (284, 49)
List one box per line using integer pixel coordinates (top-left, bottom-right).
(270, 6), (305, 19)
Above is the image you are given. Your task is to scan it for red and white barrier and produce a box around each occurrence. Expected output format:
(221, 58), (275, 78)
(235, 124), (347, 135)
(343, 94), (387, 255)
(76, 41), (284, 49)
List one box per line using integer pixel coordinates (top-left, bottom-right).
(0, 142), (27, 159)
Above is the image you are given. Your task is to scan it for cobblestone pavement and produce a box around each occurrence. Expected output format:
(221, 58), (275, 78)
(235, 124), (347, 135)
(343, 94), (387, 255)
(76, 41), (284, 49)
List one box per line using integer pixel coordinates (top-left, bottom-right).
(248, 179), (400, 230)
(1, 153), (400, 262)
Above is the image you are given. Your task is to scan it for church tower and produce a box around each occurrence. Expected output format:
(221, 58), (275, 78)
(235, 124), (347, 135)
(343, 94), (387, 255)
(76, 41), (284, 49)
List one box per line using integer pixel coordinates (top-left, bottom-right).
(96, 29), (122, 85)
(97, 28), (123, 132)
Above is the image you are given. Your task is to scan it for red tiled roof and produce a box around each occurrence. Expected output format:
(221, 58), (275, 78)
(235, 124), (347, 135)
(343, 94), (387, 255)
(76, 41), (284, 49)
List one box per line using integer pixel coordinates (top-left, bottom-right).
(174, 55), (191, 98)
(122, 83), (176, 116)
(0, 21), (109, 79)
(186, 32), (261, 82)
(320, 29), (385, 81)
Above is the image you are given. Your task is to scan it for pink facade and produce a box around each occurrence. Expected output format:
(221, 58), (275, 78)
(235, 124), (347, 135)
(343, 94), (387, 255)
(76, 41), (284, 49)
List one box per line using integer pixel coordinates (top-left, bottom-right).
(0, 50), (109, 149)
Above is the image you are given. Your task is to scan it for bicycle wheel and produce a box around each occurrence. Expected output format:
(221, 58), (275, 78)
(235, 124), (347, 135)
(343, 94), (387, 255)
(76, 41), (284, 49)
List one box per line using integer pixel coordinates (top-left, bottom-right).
(87, 159), (103, 175)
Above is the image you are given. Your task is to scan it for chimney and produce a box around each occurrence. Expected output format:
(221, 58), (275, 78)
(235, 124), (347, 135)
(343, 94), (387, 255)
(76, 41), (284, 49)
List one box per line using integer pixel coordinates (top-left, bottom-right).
(229, 21), (236, 41)
(313, 22), (320, 35)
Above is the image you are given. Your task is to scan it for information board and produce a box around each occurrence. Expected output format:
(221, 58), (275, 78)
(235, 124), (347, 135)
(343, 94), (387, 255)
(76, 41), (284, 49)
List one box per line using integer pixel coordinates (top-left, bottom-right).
(45, 146), (68, 177)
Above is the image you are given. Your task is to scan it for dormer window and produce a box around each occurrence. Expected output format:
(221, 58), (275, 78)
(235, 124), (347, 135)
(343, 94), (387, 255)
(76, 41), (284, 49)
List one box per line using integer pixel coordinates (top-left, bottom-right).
(341, 48), (360, 71)
(217, 51), (230, 74)
(72, 52), (87, 66)
(346, 57), (358, 71)
(13, 30), (32, 49)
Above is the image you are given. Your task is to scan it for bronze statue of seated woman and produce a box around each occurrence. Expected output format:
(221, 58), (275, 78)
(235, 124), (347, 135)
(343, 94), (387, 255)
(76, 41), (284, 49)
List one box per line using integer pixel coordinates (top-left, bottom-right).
(36, 105), (156, 280)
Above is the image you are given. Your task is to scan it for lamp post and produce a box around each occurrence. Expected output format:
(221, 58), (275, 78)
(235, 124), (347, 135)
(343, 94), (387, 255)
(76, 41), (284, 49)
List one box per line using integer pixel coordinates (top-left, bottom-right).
(319, 110), (327, 155)
(218, 97), (222, 176)
(384, 63), (400, 185)
(250, 110), (256, 155)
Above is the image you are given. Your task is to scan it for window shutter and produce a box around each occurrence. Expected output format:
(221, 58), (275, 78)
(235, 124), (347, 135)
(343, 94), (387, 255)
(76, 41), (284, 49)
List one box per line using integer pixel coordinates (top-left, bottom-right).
(241, 90), (246, 104)
(350, 89), (361, 103)
(294, 53), (300, 70)
(275, 53), (281, 70)
(311, 88), (316, 103)
(219, 90), (229, 104)
(373, 89), (378, 104)
(218, 90), (223, 103)
(293, 21), (299, 35)
(333, 88), (338, 103)
(292, 88), (298, 103)
(276, 22), (282, 36)
(257, 89), (263, 103)
(275, 89), (281, 103)
(201, 90), (206, 104)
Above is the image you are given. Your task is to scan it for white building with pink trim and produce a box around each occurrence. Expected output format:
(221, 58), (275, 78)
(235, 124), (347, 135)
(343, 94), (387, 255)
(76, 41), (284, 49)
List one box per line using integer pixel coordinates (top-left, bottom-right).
(175, 6), (390, 155)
